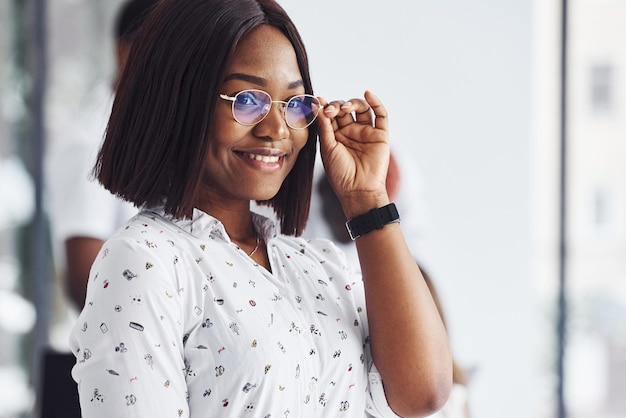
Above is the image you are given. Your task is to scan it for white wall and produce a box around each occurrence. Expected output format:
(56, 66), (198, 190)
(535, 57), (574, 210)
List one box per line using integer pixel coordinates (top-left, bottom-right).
(279, 1), (539, 417)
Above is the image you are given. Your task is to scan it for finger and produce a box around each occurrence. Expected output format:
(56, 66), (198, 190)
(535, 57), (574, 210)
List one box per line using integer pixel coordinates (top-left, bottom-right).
(323, 100), (344, 131)
(353, 101), (372, 125)
(365, 90), (389, 131)
(317, 97), (339, 149)
(338, 99), (371, 127)
(335, 101), (356, 128)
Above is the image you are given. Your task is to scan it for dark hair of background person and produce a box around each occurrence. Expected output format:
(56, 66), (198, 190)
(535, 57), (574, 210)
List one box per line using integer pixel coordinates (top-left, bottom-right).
(114, 0), (160, 43)
(95, 0), (317, 236)
(111, 0), (160, 89)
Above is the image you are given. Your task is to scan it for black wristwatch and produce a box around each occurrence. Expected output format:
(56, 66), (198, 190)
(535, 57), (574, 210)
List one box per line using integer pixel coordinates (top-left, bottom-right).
(345, 203), (400, 240)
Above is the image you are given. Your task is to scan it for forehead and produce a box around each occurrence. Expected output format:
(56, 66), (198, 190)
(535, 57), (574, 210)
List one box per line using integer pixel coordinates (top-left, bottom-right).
(225, 25), (302, 87)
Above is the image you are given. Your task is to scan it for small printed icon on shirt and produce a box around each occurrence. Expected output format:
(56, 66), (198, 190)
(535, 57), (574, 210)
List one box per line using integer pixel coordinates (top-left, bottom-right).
(144, 354), (154, 369)
(129, 322), (144, 331)
(80, 348), (92, 363)
(90, 388), (104, 403)
(242, 382), (257, 393)
(122, 269), (138, 281)
(115, 342), (128, 353)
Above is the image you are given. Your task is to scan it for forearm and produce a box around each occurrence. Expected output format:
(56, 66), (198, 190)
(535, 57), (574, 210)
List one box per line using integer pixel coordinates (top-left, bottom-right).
(355, 221), (452, 417)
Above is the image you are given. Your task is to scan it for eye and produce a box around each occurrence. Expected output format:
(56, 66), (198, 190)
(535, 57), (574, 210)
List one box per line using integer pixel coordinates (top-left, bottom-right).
(235, 91), (260, 106)
(287, 96), (305, 110)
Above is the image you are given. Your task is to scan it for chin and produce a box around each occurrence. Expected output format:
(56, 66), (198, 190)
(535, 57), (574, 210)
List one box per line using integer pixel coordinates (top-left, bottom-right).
(249, 186), (281, 202)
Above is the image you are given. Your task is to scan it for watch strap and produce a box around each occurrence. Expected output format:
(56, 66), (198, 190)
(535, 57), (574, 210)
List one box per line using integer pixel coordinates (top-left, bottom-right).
(345, 203), (400, 240)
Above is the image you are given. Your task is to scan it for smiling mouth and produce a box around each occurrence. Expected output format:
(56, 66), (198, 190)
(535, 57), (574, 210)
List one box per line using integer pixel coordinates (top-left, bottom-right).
(243, 152), (282, 163)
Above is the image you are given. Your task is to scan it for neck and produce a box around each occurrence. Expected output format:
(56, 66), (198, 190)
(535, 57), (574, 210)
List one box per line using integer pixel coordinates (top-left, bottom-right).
(199, 200), (256, 242)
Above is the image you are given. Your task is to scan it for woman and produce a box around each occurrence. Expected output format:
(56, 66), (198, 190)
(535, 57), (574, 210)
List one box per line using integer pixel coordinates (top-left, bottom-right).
(69, 0), (452, 416)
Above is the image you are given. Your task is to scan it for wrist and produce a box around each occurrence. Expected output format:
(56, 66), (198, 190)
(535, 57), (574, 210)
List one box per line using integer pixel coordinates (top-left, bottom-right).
(340, 191), (390, 220)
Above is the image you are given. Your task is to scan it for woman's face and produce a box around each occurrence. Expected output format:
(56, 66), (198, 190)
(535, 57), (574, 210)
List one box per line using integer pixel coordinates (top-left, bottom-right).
(202, 25), (310, 207)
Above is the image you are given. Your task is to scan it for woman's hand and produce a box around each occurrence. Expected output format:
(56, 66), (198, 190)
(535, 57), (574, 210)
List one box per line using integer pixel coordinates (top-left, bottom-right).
(316, 90), (391, 218)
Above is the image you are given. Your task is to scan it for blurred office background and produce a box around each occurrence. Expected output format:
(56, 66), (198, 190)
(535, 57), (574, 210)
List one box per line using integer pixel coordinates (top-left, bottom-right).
(0, 0), (624, 417)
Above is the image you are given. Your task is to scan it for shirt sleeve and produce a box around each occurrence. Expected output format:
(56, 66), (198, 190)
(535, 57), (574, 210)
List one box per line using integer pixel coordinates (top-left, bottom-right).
(69, 235), (189, 418)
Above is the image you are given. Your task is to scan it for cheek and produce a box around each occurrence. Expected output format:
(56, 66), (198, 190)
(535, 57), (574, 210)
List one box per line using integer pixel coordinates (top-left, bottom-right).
(208, 113), (249, 150)
(210, 109), (235, 141)
(292, 131), (311, 154)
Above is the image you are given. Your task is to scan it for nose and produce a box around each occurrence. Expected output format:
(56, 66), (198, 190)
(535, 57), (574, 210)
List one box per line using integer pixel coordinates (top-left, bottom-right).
(253, 101), (288, 140)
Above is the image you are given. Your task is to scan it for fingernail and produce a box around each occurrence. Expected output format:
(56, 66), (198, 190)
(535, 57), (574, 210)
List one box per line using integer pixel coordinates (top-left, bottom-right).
(341, 101), (352, 109)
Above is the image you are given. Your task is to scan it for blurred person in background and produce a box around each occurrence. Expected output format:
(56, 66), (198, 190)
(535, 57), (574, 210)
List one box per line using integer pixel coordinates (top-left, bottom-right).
(46, 0), (158, 313)
(39, 1), (158, 416)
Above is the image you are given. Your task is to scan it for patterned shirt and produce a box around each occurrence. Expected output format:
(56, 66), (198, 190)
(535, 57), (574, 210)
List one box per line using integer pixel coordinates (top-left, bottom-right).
(69, 207), (399, 417)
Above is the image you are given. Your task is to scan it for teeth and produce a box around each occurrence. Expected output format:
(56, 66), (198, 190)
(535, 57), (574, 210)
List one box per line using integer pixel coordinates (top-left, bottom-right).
(246, 153), (280, 163)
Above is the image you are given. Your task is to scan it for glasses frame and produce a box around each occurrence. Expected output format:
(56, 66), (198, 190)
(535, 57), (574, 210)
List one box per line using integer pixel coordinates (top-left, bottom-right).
(219, 89), (321, 130)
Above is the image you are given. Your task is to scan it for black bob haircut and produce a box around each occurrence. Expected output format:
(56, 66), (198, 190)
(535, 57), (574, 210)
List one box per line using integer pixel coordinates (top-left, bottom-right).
(95, 0), (317, 236)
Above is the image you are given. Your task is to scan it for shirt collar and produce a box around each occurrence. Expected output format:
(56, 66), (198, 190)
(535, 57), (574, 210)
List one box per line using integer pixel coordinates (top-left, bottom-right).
(144, 206), (279, 242)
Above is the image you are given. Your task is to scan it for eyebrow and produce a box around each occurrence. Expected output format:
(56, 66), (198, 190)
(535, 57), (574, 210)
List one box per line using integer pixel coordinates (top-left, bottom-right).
(223, 73), (304, 90)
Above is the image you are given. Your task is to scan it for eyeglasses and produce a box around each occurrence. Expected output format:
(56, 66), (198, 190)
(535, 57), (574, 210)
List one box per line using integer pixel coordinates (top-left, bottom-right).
(219, 89), (322, 129)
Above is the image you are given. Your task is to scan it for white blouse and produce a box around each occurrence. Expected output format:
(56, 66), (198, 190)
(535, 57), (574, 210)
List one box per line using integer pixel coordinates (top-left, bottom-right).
(69, 207), (399, 417)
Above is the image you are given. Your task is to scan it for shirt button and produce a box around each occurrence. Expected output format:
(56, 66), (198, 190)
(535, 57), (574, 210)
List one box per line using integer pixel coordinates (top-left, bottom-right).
(279, 288), (288, 296)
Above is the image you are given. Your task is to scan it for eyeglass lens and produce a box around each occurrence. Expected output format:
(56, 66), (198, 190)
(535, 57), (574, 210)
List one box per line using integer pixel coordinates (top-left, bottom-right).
(231, 90), (321, 129)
